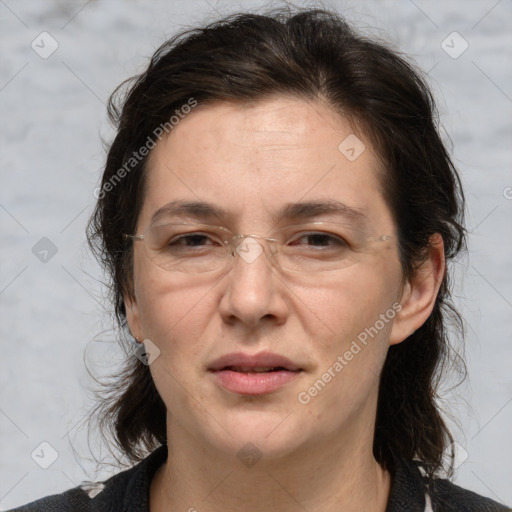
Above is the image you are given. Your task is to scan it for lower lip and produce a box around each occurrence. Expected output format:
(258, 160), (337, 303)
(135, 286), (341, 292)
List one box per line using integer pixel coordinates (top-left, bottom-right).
(211, 369), (301, 395)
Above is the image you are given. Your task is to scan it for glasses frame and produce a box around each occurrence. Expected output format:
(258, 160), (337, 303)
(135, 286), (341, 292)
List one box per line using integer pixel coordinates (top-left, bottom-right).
(123, 221), (392, 274)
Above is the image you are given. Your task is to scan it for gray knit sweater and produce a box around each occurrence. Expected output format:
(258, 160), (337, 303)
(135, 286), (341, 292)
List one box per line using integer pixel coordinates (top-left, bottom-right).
(7, 446), (510, 511)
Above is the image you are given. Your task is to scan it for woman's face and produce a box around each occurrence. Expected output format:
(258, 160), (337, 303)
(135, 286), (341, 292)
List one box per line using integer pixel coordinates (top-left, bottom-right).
(125, 96), (410, 460)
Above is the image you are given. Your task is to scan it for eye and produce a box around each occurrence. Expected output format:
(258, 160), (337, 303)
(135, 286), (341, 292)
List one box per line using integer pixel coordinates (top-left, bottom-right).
(289, 232), (348, 249)
(168, 233), (220, 248)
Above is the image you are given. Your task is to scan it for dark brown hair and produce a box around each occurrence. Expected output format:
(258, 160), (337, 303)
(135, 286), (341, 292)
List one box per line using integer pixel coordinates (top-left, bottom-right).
(86, 7), (466, 476)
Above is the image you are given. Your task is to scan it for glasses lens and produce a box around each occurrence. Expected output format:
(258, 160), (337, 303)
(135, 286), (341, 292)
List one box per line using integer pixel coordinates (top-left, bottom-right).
(275, 222), (387, 273)
(144, 223), (230, 273)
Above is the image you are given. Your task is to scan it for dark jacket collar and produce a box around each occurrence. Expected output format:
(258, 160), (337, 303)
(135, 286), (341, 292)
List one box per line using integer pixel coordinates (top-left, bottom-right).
(386, 457), (428, 511)
(123, 444), (168, 510)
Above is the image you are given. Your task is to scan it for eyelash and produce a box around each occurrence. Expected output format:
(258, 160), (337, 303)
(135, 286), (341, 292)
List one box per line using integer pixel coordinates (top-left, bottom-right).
(289, 233), (348, 248)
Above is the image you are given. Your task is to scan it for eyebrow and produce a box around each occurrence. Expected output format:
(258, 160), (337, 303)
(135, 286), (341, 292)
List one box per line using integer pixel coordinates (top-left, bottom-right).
(148, 199), (368, 228)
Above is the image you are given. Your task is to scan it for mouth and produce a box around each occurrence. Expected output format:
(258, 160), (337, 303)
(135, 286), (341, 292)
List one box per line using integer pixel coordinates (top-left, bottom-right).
(208, 351), (303, 373)
(220, 366), (300, 373)
(208, 354), (304, 395)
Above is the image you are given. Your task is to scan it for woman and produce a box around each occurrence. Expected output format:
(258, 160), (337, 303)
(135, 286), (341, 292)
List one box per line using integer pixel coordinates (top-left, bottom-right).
(11, 7), (509, 512)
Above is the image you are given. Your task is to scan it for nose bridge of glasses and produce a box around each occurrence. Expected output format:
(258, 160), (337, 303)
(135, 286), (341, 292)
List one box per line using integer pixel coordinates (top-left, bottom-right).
(226, 233), (279, 267)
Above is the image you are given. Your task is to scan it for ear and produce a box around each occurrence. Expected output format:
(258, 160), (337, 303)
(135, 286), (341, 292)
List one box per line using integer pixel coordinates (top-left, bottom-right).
(389, 234), (445, 346)
(124, 292), (142, 343)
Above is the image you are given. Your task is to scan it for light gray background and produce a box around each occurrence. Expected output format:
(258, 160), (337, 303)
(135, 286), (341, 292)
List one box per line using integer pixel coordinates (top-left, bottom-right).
(1, 0), (511, 508)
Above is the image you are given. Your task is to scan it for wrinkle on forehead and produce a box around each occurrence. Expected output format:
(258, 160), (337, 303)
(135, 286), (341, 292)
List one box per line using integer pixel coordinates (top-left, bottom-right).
(232, 98), (349, 148)
(168, 95), (355, 153)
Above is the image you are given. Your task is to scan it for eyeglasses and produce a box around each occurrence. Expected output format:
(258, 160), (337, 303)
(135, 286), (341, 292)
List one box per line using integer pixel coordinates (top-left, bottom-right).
(123, 221), (392, 274)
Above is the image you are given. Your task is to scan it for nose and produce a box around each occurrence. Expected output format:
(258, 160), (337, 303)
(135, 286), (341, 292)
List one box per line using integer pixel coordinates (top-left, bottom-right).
(218, 237), (289, 328)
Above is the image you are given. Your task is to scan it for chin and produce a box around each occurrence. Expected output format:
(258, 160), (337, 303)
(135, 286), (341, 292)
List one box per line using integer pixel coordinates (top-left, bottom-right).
(200, 410), (309, 460)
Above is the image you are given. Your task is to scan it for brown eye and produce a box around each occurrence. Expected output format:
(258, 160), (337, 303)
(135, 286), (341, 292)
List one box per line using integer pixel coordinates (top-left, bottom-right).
(289, 233), (348, 249)
(169, 234), (216, 247)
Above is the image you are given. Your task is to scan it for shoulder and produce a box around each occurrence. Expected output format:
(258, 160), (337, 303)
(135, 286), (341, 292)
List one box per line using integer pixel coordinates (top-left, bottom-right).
(6, 445), (168, 512)
(428, 476), (510, 512)
(5, 486), (92, 512)
(388, 457), (510, 512)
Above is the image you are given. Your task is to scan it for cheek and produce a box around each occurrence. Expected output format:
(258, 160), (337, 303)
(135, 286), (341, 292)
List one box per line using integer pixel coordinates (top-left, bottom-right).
(295, 270), (401, 425)
(133, 256), (221, 354)
(293, 256), (403, 343)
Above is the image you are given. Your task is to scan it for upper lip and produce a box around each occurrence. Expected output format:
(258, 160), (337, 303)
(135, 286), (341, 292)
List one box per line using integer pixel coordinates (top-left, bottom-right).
(208, 351), (302, 372)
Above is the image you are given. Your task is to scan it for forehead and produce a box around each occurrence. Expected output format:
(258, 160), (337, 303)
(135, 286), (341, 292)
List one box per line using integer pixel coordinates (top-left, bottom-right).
(140, 96), (391, 231)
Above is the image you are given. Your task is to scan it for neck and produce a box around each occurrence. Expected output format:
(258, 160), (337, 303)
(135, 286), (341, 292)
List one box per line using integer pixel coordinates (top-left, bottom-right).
(150, 420), (391, 512)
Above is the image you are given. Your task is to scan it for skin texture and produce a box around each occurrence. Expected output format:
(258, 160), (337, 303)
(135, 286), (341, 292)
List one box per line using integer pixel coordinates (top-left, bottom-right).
(124, 96), (445, 512)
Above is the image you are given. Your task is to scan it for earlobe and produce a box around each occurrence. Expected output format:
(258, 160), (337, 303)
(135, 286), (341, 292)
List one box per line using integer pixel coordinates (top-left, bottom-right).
(389, 234), (445, 346)
(124, 294), (142, 342)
